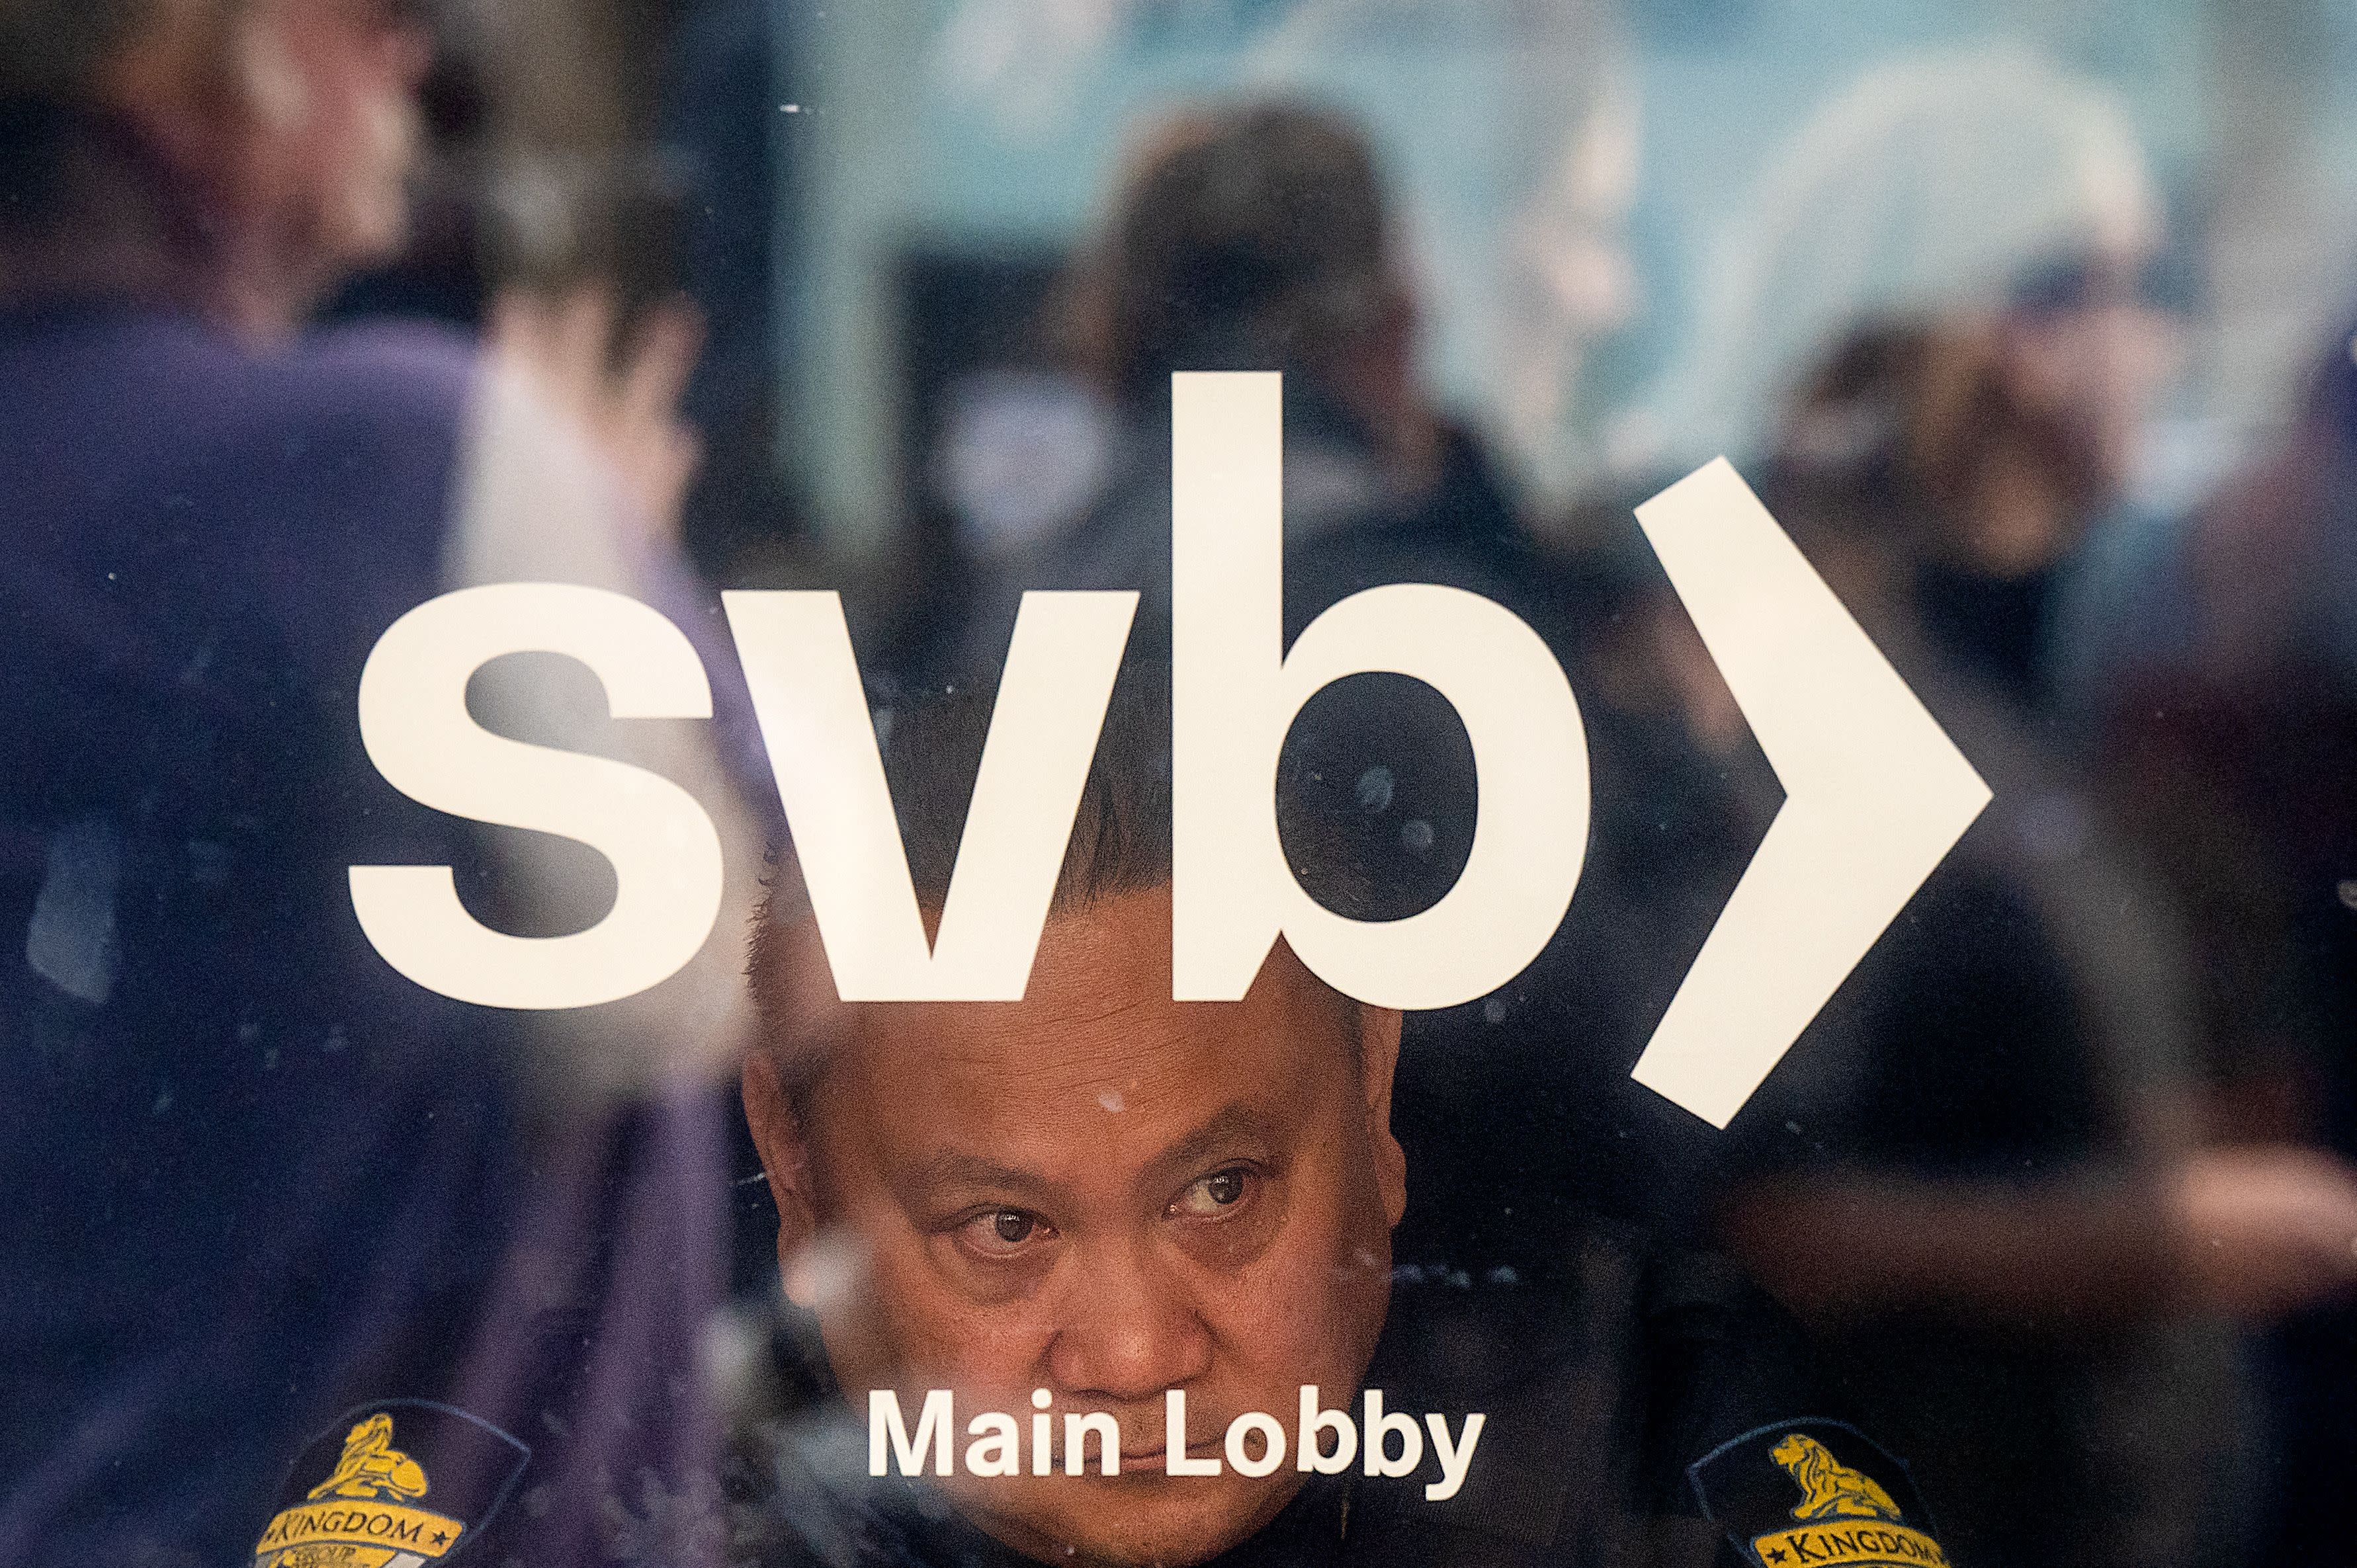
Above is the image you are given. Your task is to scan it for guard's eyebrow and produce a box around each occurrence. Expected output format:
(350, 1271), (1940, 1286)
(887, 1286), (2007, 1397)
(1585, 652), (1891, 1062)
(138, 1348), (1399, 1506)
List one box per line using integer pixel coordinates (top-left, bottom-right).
(1143, 1104), (1284, 1191)
(901, 1152), (1059, 1208)
(898, 1104), (1287, 1213)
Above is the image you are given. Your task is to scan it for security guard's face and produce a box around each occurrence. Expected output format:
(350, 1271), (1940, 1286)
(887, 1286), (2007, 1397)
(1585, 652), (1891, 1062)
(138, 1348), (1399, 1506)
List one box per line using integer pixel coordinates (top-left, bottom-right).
(745, 890), (1406, 1568)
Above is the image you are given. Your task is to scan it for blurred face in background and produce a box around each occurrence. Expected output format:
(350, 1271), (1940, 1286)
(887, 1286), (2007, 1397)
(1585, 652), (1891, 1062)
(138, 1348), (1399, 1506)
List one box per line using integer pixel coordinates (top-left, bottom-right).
(105, 0), (433, 325)
(1931, 254), (2179, 581)
(1782, 242), (2182, 591)
(2003, 257), (2182, 524)
(250, 0), (432, 278)
(746, 893), (1407, 1568)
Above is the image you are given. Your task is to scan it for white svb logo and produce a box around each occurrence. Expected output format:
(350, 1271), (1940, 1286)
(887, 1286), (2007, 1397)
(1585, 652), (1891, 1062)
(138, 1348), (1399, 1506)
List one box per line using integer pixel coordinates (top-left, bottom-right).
(348, 372), (1988, 1128)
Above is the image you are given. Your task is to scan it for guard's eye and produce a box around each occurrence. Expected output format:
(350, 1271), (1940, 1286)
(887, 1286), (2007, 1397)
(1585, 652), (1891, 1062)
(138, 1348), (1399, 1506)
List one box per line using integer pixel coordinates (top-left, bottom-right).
(1170, 1167), (1254, 1219)
(955, 1208), (1054, 1259)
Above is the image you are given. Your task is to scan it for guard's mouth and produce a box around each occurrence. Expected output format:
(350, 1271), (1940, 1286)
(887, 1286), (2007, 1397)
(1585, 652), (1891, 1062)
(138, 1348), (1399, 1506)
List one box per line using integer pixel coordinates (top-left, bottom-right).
(1117, 1443), (1222, 1475)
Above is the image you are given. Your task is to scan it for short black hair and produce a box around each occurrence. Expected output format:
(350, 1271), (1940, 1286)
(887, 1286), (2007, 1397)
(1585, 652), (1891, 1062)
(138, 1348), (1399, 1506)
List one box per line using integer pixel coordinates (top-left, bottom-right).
(879, 663), (1177, 923)
(744, 670), (1175, 1089)
(744, 665), (1463, 1085)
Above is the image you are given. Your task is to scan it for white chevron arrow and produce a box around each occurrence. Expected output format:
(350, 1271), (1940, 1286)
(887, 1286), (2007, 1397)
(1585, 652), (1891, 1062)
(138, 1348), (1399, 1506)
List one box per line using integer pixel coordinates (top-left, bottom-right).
(1629, 459), (1992, 1128)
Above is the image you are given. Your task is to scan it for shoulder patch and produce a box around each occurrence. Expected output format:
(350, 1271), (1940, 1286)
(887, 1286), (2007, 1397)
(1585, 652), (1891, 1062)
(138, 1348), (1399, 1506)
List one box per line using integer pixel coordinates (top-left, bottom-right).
(1688, 1419), (1945, 1568)
(253, 1400), (529, 1567)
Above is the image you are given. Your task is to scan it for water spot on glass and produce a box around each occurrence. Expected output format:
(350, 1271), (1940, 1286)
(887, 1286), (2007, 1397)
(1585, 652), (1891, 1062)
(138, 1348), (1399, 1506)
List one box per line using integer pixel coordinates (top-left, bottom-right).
(26, 815), (122, 1006)
(1355, 766), (1394, 815)
(1400, 818), (1435, 857)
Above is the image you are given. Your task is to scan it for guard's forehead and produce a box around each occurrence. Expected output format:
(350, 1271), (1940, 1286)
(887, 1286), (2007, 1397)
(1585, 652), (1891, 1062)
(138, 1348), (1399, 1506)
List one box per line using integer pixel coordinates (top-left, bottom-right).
(788, 902), (1359, 1116)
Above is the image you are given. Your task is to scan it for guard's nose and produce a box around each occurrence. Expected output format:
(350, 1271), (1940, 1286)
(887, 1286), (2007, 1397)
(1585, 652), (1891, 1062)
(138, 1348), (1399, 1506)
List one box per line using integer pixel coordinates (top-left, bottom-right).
(1045, 1241), (1214, 1407)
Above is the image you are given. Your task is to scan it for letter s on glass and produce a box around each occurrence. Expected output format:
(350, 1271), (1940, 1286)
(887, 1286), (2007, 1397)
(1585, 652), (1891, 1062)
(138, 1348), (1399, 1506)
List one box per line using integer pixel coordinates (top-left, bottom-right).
(348, 583), (724, 1009)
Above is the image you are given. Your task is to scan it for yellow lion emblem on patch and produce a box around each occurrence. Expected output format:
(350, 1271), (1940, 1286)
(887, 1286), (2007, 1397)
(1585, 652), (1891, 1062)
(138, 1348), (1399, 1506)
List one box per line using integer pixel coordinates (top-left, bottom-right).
(1769, 1432), (1901, 1522)
(305, 1413), (429, 1503)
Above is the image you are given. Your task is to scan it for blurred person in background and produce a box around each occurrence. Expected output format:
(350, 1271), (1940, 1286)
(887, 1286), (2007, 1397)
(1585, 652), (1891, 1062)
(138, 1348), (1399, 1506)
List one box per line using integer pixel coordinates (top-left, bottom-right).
(968, 101), (1533, 653)
(1659, 45), (2170, 506)
(1236, 0), (1645, 501)
(0, 1), (757, 1561)
(2067, 309), (2357, 1563)
(1718, 311), (2357, 1568)
(923, 0), (1645, 505)
(1638, 50), (2357, 1566)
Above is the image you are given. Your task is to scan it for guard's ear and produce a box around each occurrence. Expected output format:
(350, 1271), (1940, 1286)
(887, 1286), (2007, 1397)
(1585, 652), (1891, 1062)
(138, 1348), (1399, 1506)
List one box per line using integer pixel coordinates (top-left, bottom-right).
(1357, 1004), (1407, 1229)
(740, 1050), (820, 1304)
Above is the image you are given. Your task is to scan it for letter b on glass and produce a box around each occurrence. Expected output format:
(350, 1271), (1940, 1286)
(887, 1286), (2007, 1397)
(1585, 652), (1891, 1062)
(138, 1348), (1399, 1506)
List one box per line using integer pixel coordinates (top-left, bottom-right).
(1172, 372), (1590, 1009)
